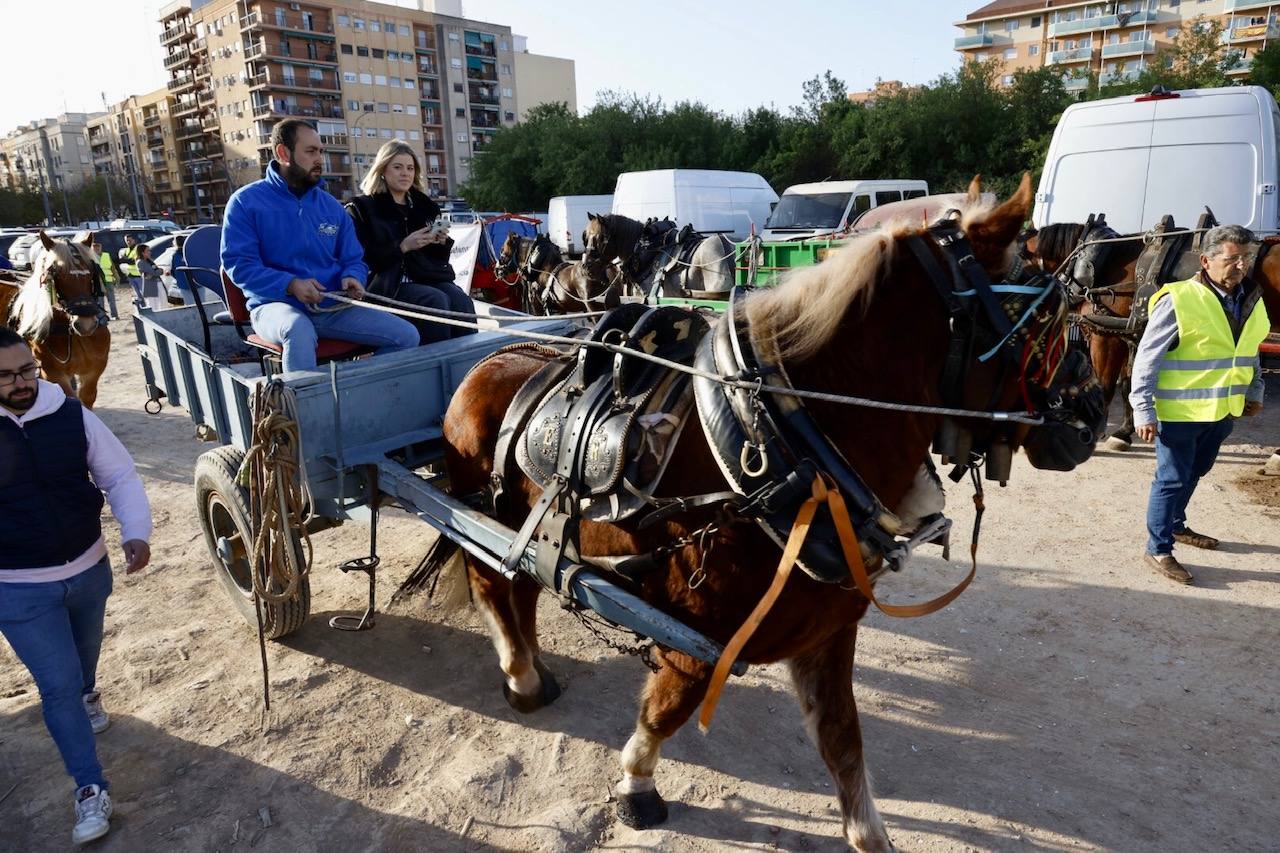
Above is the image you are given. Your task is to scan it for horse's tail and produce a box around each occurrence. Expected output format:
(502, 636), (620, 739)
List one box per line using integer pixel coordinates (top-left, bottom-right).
(10, 276), (53, 340)
(433, 539), (472, 611)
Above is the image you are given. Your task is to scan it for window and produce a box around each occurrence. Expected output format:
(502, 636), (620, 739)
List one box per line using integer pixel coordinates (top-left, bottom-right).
(875, 190), (902, 206)
(343, 71), (357, 82)
(357, 46), (369, 57)
(341, 43), (353, 55)
(385, 20), (396, 31)
(453, 82), (464, 93)
(372, 48), (384, 59)
(500, 64), (511, 75)
(359, 72), (372, 84)
(370, 21), (381, 32)
(390, 77), (401, 87)
(375, 75), (387, 85)
(376, 102), (389, 112)
(347, 99), (360, 110)
(502, 87), (513, 98)
(399, 25), (410, 36)
(407, 105), (418, 115)
(1028, 44), (1039, 56)
(395, 129), (407, 140)
(404, 78), (414, 88)
(351, 126), (362, 137)
(1003, 47), (1017, 59)
(1031, 15), (1041, 26)
(504, 111), (514, 122)
(451, 58), (462, 68)
(380, 128), (392, 138)
(1166, 27), (1178, 38)
(1005, 18), (1018, 31)
(456, 107), (465, 117)
(456, 132), (468, 141)
(448, 31), (460, 41)
(387, 50), (398, 61)
(353, 17), (364, 29)
(337, 14), (350, 27)
(1002, 74), (1014, 85)
(499, 40), (509, 51)
(392, 103), (404, 112)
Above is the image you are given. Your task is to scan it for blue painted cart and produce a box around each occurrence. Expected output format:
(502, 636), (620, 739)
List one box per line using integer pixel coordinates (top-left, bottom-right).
(132, 302), (739, 672)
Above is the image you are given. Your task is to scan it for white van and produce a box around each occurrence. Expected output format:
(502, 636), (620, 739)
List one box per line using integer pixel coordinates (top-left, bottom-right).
(1034, 85), (1280, 234)
(762, 179), (929, 241)
(611, 169), (779, 242)
(548, 194), (613, 254)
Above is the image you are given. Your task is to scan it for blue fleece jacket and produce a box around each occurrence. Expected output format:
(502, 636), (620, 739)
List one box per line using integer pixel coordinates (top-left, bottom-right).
(220, 162), (368, 311)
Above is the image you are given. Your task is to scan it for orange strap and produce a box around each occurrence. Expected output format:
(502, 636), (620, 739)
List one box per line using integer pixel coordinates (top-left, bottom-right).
(698, 474), (978, 732)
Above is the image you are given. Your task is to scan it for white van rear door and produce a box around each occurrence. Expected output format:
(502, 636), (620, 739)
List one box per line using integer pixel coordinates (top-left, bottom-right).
(1039, 100), (1158, 232)
(1142, 92), (1264, 231)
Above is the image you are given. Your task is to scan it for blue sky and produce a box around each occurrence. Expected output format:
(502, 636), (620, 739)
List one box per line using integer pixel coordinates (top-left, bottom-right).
(0, 0), (979, 130)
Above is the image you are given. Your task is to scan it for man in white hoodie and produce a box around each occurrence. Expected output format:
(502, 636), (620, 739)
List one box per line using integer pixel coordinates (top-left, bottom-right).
(0, 327), (152, 845)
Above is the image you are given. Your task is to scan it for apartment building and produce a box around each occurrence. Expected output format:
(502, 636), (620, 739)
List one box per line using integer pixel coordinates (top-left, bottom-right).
(955, 0), (1272, 90)
(86, 89), (191, 221)
(511, 34), (577, 121)
(0, 114), (96, 196)
(158, 0), (575, 222)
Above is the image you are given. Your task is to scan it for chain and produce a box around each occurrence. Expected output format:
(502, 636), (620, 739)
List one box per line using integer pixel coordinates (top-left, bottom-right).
(566, 606), (660, 672)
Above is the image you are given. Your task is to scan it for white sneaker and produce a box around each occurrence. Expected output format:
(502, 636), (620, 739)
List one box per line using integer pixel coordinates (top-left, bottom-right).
(82, 692), (110, 734)
(72, 784), (112, 845)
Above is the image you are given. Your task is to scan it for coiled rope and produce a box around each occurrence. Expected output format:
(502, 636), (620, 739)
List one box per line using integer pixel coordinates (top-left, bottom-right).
(238, 379), (314, 604)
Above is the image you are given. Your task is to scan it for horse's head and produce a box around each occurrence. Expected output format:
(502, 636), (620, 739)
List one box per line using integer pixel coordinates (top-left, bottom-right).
(11, 232), (103, 340)
(527, 234), (561, 273)
(583, 212), (613, 265)
(1251, 237), (1280, 334)
(745, 174), (1102, 483)
(495, 231), (522, 277)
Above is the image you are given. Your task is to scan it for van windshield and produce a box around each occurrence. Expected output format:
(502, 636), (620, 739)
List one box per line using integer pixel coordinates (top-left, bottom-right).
(767, 192), (851, 230)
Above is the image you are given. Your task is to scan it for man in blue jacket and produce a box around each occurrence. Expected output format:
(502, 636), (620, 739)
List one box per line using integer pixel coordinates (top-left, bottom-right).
(221, 118), (417, 371)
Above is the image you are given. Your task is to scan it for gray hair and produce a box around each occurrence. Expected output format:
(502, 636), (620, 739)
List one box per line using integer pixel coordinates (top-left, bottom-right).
(1201, 224), (1255, 257)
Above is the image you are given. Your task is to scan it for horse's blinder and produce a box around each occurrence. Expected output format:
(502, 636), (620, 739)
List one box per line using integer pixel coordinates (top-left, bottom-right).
(908, 218), (1103, 478)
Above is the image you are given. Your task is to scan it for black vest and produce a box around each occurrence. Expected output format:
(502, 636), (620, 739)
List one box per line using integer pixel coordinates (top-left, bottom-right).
(0, 397), (106, 570)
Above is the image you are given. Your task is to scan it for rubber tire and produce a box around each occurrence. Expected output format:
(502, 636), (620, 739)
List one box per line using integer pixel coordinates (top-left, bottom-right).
(195, 445), (310, 639)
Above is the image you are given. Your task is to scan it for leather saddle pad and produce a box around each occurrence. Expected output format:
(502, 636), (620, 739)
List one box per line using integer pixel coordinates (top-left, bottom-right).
(516, 304), (709, 522)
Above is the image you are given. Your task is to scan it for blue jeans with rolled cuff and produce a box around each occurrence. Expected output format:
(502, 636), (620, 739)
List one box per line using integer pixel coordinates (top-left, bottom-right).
(250, 301), (420, 373)
(0, 556), (112, 791)
(1145, 418), (1234, 556)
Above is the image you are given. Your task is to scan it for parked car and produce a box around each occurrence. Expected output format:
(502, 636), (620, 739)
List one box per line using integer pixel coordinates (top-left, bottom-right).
(150, 229), (197, 303)
(1034, 85), (1279, 233)
(762, 179), (929, 242)
(611, 169), (779, 242)
(0, 230), (31, 267)
(92, 227), (169, 273)
(12, 228), (79, 270)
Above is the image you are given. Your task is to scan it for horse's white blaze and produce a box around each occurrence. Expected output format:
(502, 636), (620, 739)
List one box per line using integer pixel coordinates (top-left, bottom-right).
(473, 590), (540, 697)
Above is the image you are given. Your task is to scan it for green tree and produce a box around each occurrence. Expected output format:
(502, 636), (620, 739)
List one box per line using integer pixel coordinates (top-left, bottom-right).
(1248, 41), (1280, 95)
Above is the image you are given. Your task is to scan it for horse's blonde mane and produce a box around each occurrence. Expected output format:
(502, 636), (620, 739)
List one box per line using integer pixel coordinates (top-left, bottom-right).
(744, 194), (1003, 363)
(10, 239), (92, 340)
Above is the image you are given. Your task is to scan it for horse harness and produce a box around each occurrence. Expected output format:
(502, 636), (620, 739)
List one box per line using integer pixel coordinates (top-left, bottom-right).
(625, 219), (729, 300)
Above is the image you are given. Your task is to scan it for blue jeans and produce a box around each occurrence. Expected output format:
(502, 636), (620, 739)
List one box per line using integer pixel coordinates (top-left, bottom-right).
(1146, 418), (1234, 555)
(0, 557), (113, 791)
(250, 302), (419, 373)
(393, 279), (477, 345)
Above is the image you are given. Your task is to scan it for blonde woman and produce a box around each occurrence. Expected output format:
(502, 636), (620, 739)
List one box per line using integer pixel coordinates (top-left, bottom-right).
(345, 141), (475, 343)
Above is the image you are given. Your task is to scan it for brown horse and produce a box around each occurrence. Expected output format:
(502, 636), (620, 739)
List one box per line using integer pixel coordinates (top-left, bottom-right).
(496, 231), (621, 314)
(1026, 223), (1280, 447)
(583, 212), (735, 299)
(4, 232), (111, 408)
(440, 177), (1100, 850)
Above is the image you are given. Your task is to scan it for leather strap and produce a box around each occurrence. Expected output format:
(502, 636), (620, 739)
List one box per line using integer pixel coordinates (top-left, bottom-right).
(698, 474), (979, 731)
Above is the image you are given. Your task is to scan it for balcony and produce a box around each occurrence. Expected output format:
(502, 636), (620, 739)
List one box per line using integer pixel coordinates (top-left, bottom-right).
(146, 130), (166, 148)
(252, 101), (345, 120)
(419, 82), (441, 100)
(248, 71), (341, 93)
(1226, 22), (1280, 42)
(161, 20), (192, 44)
(163, 47), (192, 68)
(169, 71), (195, 92)
(954, 32), (995, 49)
(143, 114), (161, 128)
(201, 114), (220, 131)
(1226, 54), (1252, 73)
(1099, 68), (1142, 86)
(423, 134), (444, 150)
(1049, 15), (1118, 37)
(471, 114), (501, 130)
(1119, 10), (1158, 26)
(1102, 37), (1155, 58)
(241, 10), (335, 37)
(468, 84), (500, 105)
(319, 133), (348, 147)
(464, 41), (497, 58)
(1226, 0), (1278, 11)
(197, 88), (215, 106)
(1046, 46), (1094, 65)
(417, 58), (439, 75)
(421, 107), (442, 126)
(414, 31), (437, 51)
(176, 121), (204, 140)
(1063, 75), (1090, 92)
(246, 39), (337, 65)
(172, 98), (199, 117)
(466, 67), (498, 83)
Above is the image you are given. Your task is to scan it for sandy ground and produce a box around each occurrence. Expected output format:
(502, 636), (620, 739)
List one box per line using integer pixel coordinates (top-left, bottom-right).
(2, 304), (1279, 853)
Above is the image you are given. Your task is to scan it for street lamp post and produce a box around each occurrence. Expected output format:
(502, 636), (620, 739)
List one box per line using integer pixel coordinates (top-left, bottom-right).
(349, 108), (378, 191)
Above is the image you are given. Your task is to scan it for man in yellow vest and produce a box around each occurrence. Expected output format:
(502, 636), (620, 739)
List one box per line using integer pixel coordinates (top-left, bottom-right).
(118, 235), (142, 305)
(1130, 225), (1269, 584)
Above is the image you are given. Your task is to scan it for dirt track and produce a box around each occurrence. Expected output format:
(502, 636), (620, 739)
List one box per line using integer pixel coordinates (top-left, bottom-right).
(2, 306), (1278, 853)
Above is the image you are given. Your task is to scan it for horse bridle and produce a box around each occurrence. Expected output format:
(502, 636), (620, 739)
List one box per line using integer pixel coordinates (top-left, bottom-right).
(40, 247), (107, 335)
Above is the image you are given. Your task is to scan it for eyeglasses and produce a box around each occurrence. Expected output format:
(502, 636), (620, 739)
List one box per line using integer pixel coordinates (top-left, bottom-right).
(0, 364), (40, 387)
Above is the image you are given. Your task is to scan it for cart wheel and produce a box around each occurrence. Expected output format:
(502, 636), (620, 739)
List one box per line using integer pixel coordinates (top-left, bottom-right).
(194, 445), (310, 639)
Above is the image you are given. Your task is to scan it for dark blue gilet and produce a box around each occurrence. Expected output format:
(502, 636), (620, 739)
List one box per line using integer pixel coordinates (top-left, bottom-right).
(0, 397), (106, 570)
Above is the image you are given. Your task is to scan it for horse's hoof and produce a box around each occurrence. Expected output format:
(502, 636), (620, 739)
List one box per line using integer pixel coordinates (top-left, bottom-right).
(501, 660), (562, 713)
(616, 789), (668, 829)
(1103, 435), (1132, 451)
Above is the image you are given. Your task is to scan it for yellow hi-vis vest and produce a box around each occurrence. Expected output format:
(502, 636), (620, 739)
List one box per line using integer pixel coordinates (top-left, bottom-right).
(119, 246), (139, 277)
(1149, 278), (1270, 423)
(97, 250), (116, 284)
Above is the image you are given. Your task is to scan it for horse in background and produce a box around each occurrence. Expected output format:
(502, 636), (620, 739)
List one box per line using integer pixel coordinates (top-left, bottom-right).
(583, 213), (735, 300)
(1025, 219), (1280, 449)
(495, 230), (622, 314)
(3, 232), (111, 408)
(440, 176), (1102, 850)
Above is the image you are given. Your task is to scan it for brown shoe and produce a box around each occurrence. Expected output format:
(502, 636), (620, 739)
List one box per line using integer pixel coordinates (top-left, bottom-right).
(1145, 553), (1193, 585)
(1173, 527), (1219, 550)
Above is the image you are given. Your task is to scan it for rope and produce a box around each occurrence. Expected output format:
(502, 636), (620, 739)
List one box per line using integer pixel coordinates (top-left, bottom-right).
(239, 380), (315, 604)
(329, 292), (1046, 425)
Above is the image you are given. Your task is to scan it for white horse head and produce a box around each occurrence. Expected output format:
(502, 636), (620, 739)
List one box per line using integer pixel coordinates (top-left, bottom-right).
(10, 233), (99, 339)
